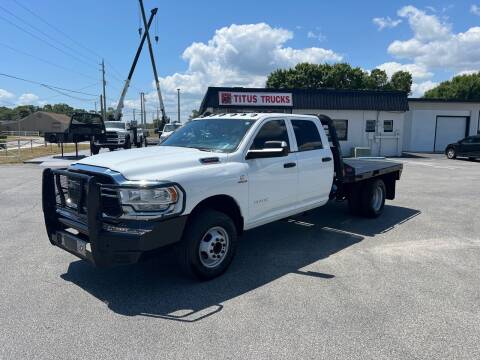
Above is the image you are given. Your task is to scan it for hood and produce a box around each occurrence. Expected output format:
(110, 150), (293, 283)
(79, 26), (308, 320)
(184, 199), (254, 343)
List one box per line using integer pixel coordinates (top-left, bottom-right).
(74, 146), (227, 180)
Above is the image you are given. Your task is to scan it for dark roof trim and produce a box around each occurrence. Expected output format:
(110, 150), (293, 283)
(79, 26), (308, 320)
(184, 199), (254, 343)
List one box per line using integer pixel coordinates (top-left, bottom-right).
(200, 87), (409, 113)
(409, 97), (480, 104)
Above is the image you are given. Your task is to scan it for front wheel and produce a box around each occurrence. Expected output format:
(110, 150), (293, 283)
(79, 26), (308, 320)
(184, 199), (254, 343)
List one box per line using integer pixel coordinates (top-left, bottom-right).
(177, 209), (237, 280)
(90, 143), (100, 155)
(123, 137), (131, 149)
(446, 147), (456, 159)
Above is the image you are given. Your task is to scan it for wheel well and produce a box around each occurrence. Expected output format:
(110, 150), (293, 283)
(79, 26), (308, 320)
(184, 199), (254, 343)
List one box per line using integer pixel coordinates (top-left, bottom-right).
(378, 174), (397, 200)
(345, 173), (398, 201)
(189, 195), (244, 234)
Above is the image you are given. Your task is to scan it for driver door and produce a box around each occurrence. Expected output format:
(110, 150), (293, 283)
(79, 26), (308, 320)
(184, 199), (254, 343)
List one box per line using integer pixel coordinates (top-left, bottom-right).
(246, 119), (298, 226)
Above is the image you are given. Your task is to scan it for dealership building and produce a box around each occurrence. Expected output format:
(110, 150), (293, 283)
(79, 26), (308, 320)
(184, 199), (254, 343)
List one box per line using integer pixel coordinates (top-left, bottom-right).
(199, 87), (480, 156)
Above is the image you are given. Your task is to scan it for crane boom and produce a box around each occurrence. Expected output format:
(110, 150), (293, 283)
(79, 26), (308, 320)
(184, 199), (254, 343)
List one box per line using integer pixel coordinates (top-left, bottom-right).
(139, 0), (167, 123)
(114, 8), (158, 121)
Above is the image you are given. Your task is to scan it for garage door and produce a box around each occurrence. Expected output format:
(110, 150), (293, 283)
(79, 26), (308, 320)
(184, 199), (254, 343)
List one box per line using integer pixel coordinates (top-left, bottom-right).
(434, 116), (468, 152)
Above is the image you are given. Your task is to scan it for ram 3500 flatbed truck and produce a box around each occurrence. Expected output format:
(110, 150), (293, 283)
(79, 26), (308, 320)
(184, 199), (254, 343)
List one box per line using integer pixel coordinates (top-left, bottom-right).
(42, 113), (402, 280)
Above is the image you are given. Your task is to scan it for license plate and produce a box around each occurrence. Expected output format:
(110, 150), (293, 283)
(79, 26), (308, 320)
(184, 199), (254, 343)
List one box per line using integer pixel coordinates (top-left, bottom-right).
(58, 232), (87, 257)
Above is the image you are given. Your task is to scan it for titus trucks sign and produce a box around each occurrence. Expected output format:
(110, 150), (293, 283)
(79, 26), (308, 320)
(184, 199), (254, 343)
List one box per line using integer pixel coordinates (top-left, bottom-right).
(218, 91), (293, 107)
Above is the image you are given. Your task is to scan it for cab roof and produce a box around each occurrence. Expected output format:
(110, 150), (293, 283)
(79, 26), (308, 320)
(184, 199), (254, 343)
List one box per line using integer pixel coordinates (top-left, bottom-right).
(194, 113), (318, 121)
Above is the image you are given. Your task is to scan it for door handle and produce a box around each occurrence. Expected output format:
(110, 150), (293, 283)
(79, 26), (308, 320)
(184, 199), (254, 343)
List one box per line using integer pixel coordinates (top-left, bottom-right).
(322, 157), (332, 162)
(283, 162), (296, 168)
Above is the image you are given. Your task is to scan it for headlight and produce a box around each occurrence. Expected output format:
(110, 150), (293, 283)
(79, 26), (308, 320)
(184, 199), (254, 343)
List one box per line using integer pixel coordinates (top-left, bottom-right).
(119, 186), (180, 213)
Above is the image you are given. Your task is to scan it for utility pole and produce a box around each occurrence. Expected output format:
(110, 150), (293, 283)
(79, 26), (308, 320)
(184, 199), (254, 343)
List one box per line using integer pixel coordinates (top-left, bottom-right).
(140, 92), (145, 126)
(177, 88), (180, 123)
(133, 108), (136, 123)
(100, 94), (104, 119)
(101, 59), (107, 121)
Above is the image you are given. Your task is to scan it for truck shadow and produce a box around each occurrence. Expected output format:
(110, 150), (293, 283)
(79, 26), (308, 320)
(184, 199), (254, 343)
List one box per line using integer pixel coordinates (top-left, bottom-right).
(61, 202), (420, 322)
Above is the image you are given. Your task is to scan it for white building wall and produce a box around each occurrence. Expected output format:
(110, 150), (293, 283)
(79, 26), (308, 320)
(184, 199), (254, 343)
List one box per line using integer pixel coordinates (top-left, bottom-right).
(294, 109), (405, 156)
(404, 101), (480, 152)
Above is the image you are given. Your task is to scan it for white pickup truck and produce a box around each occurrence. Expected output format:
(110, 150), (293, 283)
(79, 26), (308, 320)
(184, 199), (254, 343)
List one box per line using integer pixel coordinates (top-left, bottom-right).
(91, 121), (146, 153)
(42, 113), (402, 280)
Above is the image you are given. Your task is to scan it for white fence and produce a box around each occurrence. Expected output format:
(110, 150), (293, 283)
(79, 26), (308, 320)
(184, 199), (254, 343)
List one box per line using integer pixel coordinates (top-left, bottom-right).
(0, 136), (46, 158)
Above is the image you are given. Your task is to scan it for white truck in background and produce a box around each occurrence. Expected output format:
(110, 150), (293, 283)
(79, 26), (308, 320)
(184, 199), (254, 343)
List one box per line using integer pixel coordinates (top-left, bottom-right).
(92, 121), (147, 153)
(42, 113), (403, 280)
(159, 122), (182, 142)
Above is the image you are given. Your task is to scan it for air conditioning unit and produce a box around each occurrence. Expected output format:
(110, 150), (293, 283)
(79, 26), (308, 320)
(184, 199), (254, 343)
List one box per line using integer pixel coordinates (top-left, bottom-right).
(351, 147), (371, 157)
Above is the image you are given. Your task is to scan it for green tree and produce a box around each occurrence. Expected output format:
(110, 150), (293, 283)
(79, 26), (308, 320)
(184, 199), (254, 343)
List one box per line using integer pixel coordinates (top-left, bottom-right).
(366, 68), (389, 89)
(266, 63), (412, 93)
(388, 71), (413, 94)
(15, 105), (37, 119)
(424, 72), (480, 100)
(0, 106), (15, 121)
(189, 109), (201, 119)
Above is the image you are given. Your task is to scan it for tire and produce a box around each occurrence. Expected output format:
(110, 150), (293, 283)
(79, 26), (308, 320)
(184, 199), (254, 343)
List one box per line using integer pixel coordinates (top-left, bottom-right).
(90, 143), (100, 155)
(468, 157), (476, 161)
(108, 147), (115, 152)
(177, 209), (237, 280)
(360, 179), (386, 218)
(446, 147), (456, 159)
(123, 136), (131, 149)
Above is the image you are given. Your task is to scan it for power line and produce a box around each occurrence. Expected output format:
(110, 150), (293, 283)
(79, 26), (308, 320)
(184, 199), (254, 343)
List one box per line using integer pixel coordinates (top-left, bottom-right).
(12, 0), (106, 61)
(0, 4), (99, 67)
(41, 83), (99, 102)
(10, 0), (146, 101)
(0, 73), (98, 97)
(0, 13), (99, 70)
(0, 42), (100, 82)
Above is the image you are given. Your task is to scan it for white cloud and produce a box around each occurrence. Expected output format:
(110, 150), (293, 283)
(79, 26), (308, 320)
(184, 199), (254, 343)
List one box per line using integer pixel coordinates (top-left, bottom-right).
(120, 23), (342, 120)
(456, 69), (479, 75)
(411, 80), (438, 97)
(372, 16), (402, 30)
(0, 89), (15, 105)
(307, 30), (326, 42)
(376, 61), (433, 80)
(397, 5), (451, 41)
(471, 4), (480, 16)
(17, 93), (39, 105)
(387, 5), (480, 74)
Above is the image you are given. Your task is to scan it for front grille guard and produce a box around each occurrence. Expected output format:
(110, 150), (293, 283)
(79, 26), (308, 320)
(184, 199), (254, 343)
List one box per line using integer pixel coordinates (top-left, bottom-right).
(42, 168), (109, 266)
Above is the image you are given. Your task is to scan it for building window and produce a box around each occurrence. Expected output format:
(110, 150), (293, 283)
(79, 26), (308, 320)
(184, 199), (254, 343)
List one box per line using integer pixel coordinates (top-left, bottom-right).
(333, 119), (348, 141)
(291, 120), (323, 151)
(383, 120), (393, 132)
(365, 120), (376, 132)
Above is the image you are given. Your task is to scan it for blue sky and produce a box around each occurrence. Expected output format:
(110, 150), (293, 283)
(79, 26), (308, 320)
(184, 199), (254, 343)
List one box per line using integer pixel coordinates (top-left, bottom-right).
(1, 0), (480, 121)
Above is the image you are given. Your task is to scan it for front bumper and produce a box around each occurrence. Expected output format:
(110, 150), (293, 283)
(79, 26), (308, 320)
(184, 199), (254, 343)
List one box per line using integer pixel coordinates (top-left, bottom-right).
(42, 168), (187, 267)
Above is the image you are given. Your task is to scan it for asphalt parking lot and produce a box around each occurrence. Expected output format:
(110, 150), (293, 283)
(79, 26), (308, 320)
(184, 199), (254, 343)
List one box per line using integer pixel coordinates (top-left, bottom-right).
(1, 155), (479, 359)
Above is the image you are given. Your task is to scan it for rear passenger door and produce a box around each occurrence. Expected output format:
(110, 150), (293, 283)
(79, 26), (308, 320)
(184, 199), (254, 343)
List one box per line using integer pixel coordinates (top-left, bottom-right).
(290, 119), (334, 207)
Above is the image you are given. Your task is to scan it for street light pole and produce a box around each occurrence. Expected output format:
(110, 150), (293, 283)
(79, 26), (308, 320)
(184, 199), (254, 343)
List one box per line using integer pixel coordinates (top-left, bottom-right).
(177, 88), (180, 123)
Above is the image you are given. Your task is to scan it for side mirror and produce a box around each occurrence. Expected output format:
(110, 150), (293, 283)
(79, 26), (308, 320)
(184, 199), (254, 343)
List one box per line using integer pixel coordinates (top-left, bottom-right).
(246, 141), (288, 159)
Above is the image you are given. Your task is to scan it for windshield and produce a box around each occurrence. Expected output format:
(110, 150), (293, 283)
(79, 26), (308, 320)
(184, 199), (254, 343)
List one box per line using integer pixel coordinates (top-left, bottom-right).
(161, 118), (255, 153)
(104, 122), (126, 129)
(163, 124), (181, 132)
